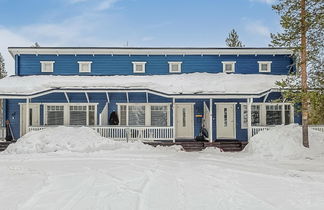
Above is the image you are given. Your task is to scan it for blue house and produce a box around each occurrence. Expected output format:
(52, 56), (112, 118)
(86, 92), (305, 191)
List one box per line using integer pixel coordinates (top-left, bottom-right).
(0, 47), (300, 143)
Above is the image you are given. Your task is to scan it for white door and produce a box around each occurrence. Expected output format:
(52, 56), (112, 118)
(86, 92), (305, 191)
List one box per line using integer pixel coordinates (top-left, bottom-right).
(21, 104), (40, 136)
(216, 104), (235, 139)
(175, 104), (194, 139)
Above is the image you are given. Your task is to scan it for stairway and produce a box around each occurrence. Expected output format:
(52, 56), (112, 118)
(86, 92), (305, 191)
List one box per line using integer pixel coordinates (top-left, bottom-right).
(0, 141), (14, 152)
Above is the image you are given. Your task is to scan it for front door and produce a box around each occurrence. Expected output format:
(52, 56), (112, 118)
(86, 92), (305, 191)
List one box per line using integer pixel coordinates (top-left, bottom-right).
(216, 104), (236, 139)
(175, 104), (194, 139)
(21, 104), (40, 136)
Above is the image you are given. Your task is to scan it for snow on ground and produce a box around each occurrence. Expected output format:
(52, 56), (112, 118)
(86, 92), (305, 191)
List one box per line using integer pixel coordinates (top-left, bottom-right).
(1, 126), (324, 210)
(244, 124), (324, 160)
(4, 126), (153, 154)
(0, 73), (286, 95)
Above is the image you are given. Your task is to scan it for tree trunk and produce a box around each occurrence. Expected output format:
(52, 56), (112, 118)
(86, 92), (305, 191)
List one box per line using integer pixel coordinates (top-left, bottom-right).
(301, 0), (309, 148)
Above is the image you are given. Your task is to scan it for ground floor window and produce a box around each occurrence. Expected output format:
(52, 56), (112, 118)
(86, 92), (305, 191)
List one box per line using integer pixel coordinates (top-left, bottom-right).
(47, 105), (64, 125)
(241, 103), (293, 128)
(118, 103), (170, 126)
(45, 104), (97, 126)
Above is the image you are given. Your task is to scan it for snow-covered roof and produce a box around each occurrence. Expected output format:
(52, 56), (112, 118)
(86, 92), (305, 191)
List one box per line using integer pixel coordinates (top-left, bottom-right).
(0, 73), (285, 97)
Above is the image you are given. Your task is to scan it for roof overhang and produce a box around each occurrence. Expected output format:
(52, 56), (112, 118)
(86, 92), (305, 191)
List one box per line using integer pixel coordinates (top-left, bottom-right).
(8, 47), (294, 58)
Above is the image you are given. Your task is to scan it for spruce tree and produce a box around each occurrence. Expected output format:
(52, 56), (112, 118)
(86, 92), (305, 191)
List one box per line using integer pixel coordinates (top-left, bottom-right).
(270, 0), (324, 147)
(225, 29), (244, 47)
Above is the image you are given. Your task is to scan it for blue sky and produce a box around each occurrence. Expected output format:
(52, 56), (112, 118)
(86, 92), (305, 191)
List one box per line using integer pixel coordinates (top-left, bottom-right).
(0, 0), (280, 74)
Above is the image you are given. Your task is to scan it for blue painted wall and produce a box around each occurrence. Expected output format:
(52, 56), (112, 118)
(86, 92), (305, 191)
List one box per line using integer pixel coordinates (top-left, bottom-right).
(17, 54), (293, 76)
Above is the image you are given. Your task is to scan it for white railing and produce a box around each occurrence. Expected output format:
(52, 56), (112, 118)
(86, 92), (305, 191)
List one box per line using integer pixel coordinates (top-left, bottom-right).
(309, 125), (324, 132)
(252, 125), (324, 136)
(251, 126), (273, 136)
(29, 126), (175, 141)
(0, 127), (5, 141)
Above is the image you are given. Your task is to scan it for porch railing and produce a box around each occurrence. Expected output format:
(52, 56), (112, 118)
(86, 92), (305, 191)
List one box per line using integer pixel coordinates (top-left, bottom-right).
(0, 127), (5, 141)
(252, 125), (324, 137)
(29, 126), (175, 141)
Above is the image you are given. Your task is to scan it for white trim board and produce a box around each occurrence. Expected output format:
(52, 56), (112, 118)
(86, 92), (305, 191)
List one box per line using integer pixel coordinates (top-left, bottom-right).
(9, 48), (293, 57)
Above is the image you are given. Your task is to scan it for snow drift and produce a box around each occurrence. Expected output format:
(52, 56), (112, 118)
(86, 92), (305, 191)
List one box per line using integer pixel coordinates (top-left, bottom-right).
(4, 126), (154, 154)
(244, 124), (324, 159)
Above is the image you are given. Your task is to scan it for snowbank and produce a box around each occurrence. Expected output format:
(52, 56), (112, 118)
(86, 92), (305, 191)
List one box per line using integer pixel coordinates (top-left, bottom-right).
(244, 124), (324, 159)
(4, 126), (154, 154)
(0, 73), (285, 95)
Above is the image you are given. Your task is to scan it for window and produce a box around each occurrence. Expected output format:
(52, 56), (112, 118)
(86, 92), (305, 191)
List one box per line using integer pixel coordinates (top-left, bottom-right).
(47, 105), (64, 125)
(78, 61), (92, 73)
(258, 61), (272, 72)
(45, 104), (97, 126)
(151, 106), (168, 126)
(41, 61), (55, 72)
(222, 61), (236, 73)
(224, 108), (228, 127)
(70, 105), (87, 125)
(132, 62), (146, 73)
(119, 104), (170, 126)
(128, 105), (145, 126)
(266, 105), (282, 125)
(242, 105), (261, 128)
(284, 105), (291, 125)
(168, 62), (182, 73)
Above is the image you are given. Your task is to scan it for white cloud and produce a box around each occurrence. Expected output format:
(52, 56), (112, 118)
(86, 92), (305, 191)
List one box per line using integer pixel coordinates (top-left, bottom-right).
(245, 21), (270, 37)
(249, 0), (275, 4)
(95, 0), (120, 11)
(0, 27), (33, 75)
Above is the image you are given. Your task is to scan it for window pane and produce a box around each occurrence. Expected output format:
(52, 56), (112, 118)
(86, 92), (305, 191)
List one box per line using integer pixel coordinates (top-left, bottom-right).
(128, 105), (145, 126)
(285, 105), (291, 125)
(151, 106), (167, 126)
(224, 108), (228, 127)
(266, 105), (282, 125)
(225, 64), (232, 72)
(47, 105), (64, 125)
(261, 63), (268, 71)
(88, 105), (95, 125)
(120, 105), (127, 125)
(171, 64), (179, 72)
(135, 64), (143, 72)
(70, 105), (87, 125)
(182, 108), (186, 127)
(242, 105), (260, 127)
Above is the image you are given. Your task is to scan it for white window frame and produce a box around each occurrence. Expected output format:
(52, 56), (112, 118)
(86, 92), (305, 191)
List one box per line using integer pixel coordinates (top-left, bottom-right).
(44, 103), (98, 126)
(78, 61), (92, 73)
(132, 62), (146, 73)
(40, 61), (55, 73)
(222, 61), (236, 73)
(168, 62), (182, 73)
(240, 102), (294, 128)
(117, 103), (171, 126)
(258, 61), (272, 72)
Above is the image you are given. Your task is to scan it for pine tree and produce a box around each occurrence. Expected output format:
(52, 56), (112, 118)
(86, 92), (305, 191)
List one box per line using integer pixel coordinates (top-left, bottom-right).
(270, 0), (324, 147)
(225, 29), (244, 47)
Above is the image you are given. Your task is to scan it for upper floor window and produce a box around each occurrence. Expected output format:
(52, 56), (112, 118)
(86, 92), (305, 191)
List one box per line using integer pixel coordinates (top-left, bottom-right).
(40, 61), (55, 73)
(132, 62), (146, 73)
(168, 62), (182, 73)
(258, 61), (272, 72)
(78, 61), (92, 73)
(222, 61), (236, 73)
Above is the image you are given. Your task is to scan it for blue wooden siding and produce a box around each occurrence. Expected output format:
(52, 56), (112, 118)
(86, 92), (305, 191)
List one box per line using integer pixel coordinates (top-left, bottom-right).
(17, 54), (293, 76)
(5, 91), (301, 140)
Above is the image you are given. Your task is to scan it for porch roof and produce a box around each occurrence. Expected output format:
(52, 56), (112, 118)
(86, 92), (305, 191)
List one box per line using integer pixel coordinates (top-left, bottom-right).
(0, 73), (286, 98)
